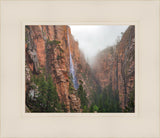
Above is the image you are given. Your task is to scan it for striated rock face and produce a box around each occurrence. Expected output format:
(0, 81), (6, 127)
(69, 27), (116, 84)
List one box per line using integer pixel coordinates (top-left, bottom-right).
(92, 26), (135, 109)
(69, 94), (81, 112)
(25, 25), (96, 112)
(25, 25), (135, 112)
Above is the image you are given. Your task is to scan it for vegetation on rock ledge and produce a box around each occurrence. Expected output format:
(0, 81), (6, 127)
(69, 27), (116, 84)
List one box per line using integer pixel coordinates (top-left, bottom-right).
(26, 74), (66, 112)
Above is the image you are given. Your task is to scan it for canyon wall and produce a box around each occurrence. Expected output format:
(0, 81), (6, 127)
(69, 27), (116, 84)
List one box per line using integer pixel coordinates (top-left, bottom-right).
(92, 26), (135, 109)
(25, 25), (97, 112)
(25, 25), (135, 112)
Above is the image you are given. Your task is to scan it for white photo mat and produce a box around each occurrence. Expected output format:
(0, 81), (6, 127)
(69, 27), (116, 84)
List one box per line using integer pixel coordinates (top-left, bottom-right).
(0, 0), (159, 138)
(22, 21), (138, 118)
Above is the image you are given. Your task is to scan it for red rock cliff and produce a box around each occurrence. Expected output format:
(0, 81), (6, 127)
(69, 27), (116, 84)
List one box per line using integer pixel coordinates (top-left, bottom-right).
(25, 25), (98, 112)
(26, 25), (82, 112)
(92, 26), (135, 109)
(25, 25), (135, 112)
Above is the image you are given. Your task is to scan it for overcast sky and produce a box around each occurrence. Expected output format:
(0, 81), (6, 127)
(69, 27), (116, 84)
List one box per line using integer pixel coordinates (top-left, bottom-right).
(69, 25), (129, 63)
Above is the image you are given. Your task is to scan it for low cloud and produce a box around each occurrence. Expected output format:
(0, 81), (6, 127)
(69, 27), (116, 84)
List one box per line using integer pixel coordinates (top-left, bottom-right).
(70, 25), (129, 64)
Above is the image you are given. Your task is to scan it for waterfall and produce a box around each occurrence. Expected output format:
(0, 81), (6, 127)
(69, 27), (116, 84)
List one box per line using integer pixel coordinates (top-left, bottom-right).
(67, 29), (79, 90)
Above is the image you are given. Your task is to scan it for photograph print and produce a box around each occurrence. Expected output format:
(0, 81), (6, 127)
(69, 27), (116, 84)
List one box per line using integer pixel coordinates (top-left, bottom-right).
(25, 25), (135, 113)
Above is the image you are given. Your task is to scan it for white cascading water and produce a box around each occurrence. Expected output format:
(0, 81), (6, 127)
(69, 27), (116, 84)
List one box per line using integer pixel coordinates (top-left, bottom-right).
(67, 30), (79, 90)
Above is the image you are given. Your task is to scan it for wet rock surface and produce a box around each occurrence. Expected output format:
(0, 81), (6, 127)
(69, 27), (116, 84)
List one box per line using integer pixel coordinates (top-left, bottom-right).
(25, 25), (135, 112)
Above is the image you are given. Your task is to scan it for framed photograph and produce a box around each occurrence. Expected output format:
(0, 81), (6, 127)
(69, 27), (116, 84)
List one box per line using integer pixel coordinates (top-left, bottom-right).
(25, 25), (135, 113)
(1, 0), (159, 138)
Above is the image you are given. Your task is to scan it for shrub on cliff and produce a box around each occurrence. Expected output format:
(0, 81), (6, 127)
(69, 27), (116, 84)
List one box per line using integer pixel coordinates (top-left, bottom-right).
(47, 39), (61, 45)
(57, 55), (64, 60)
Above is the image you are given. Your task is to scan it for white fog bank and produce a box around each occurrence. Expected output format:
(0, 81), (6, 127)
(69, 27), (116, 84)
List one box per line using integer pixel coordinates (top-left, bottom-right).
(70, 25), (129, 64)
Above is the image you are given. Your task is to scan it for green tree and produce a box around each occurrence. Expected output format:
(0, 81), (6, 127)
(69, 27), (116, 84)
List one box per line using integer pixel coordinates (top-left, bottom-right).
(89, 104), (94, 112)
(124, 90), (135, 112)
(46, 75), (59, 112)
(90, 83), (122, 113)
(28, 74), (63, 112)
(36, 74), (48, 111)
(61, 102), (67, 112)
(98, 94), (104, 112)
(83, 105), (88, 112)
(77, 80), (88, 109)
(93, 105), (99, 112)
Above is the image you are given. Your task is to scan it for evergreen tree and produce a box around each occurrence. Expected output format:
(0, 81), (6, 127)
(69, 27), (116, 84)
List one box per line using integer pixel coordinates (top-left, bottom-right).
(61, 102), (67, 112)
(98, 94), (104, 112)
(36, 74), (48, 111)
(46, 75), (58, 112)
(83, 105), (88, 112)
(124, 90), (135, 112)
(89, 104), (94, 112)
(90, 83), (122, 113)
(77, 80), (88, 109)
(28, 74), (63, 112)
(93, 105), (99, 112)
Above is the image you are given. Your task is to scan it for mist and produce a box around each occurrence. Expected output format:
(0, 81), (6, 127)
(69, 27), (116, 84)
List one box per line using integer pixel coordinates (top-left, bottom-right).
(70, 25), (129, 64)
